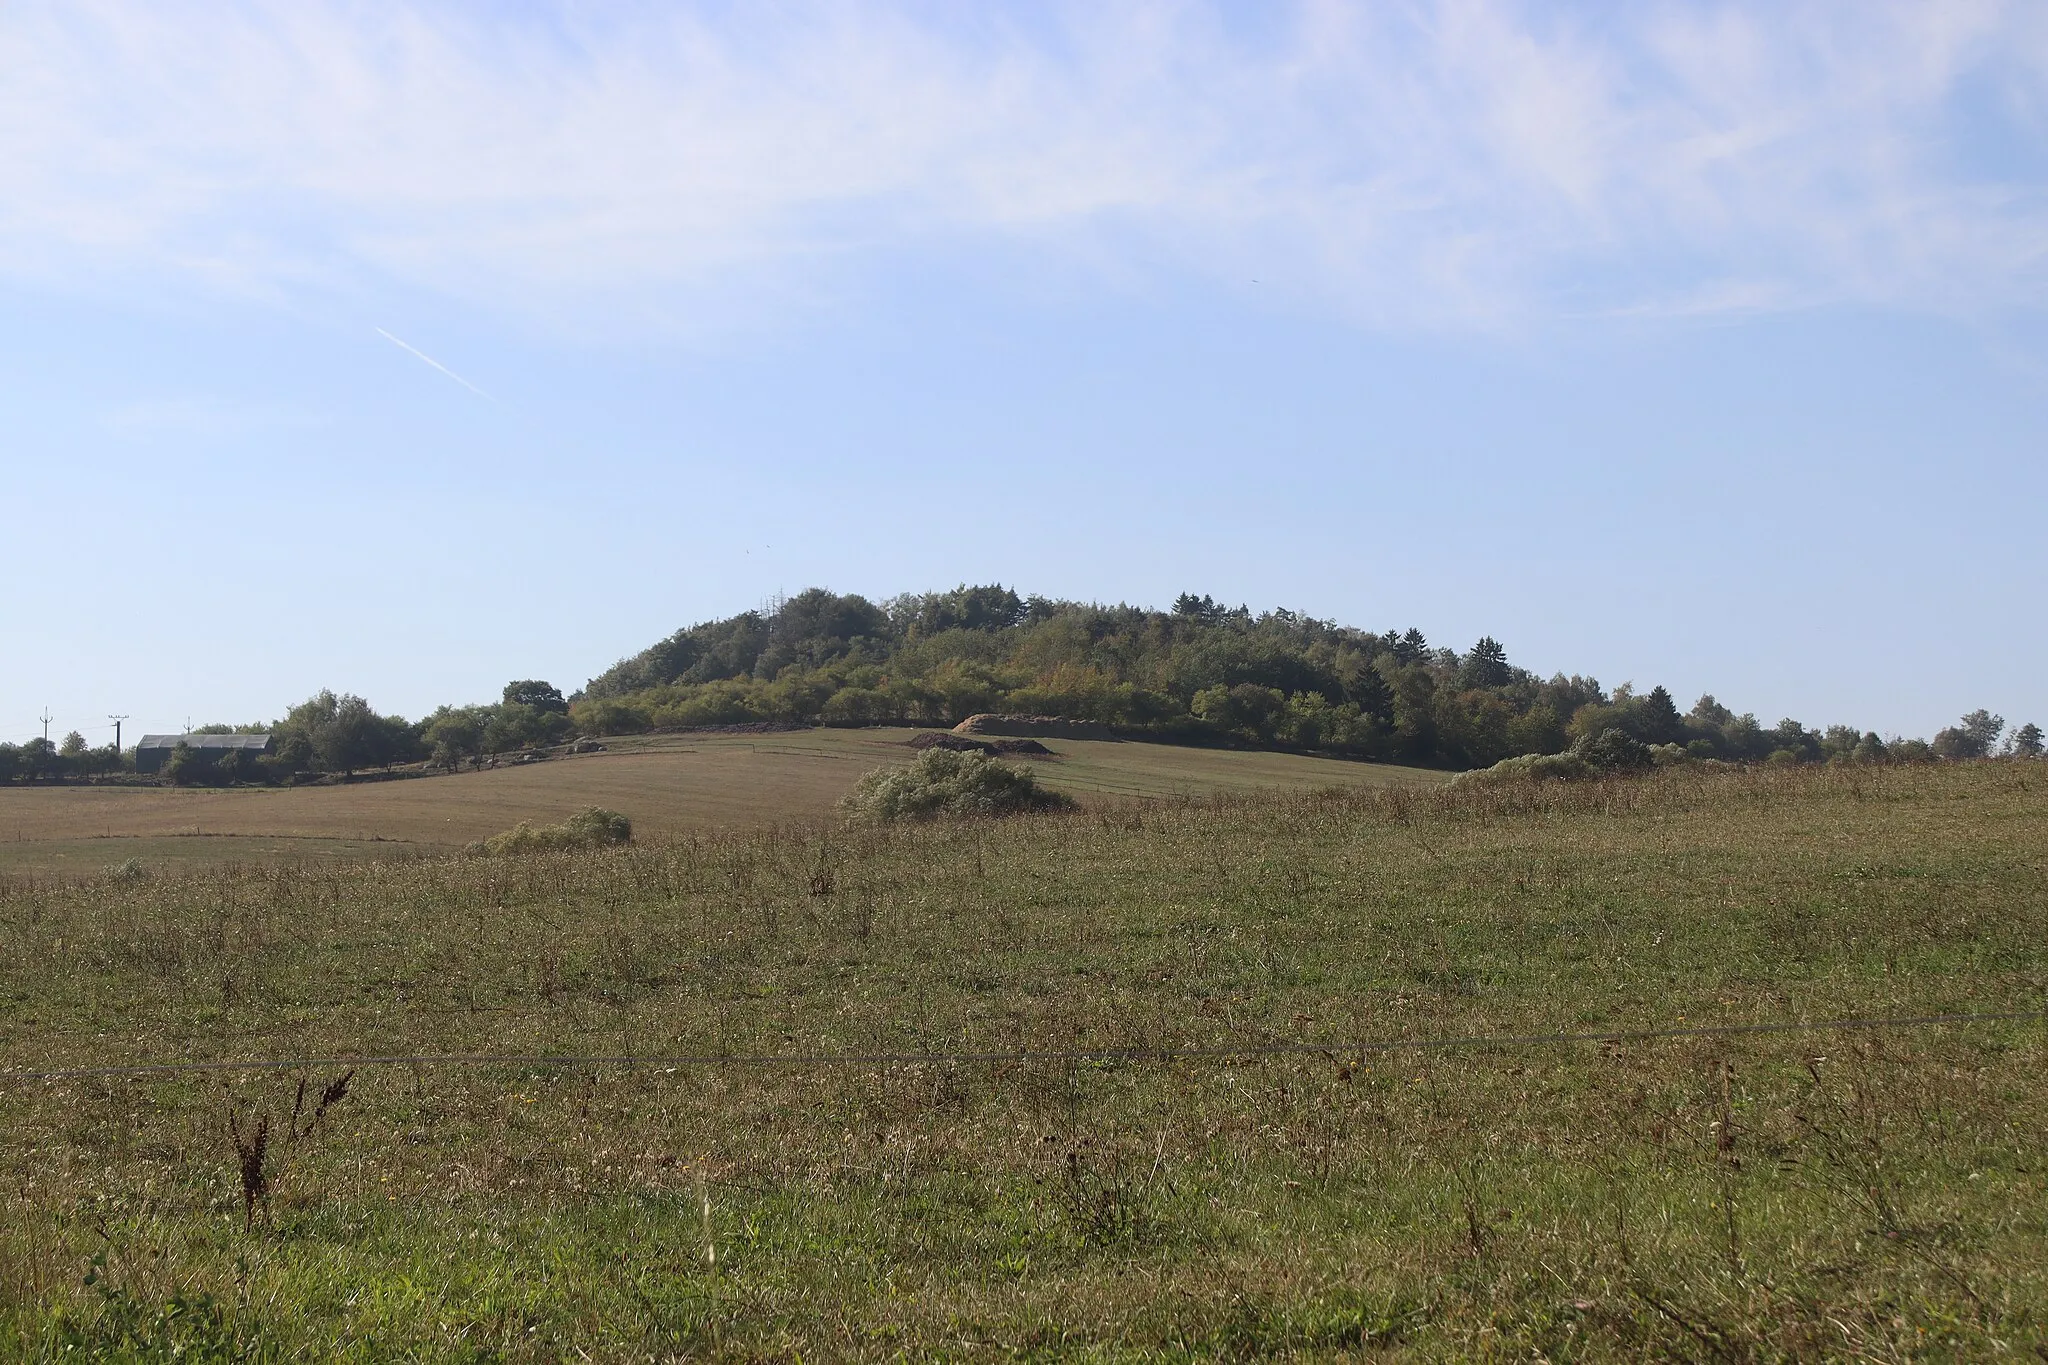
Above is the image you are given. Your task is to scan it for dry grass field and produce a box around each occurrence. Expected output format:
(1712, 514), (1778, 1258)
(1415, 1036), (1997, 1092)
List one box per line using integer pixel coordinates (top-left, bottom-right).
(1, 762), (2043, 1359)
(0, 728), (1443, 879)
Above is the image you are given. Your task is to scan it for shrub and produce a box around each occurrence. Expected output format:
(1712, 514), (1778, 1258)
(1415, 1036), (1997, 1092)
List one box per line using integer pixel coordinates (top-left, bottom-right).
(470, 806), (633, 856)
(1455, 750), (1590, 785)
(1460, 733), (1718, 786)
(1577, 726), (1653, 774)
(1526, 752), (1590, 780)
(839, 748), (1076, 823)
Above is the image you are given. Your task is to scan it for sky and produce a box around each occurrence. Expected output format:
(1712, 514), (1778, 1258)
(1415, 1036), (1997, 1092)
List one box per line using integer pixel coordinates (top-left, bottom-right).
(3, 0), (2046, 746)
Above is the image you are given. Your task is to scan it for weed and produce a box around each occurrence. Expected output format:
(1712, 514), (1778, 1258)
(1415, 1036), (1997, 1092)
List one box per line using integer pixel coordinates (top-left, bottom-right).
(55, 1263), (273, 1363)
(291, 1069), (354, 1141)
(534, 947), (562, 1001)
(1051, 1137), (1161, 1250)
(220, 1069), (353, 1233)
(1796, 1054), (1985, 1311)
(468, 806), (632, 857)
(223, 1106), (268, 1232)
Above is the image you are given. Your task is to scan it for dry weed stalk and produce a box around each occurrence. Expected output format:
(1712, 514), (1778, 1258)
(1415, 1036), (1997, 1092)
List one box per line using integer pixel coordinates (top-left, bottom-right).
(291, 1068), (355, 1140)
(1713, 1058), (1744, 1279)
(224, 1068), (355, 1231)
(224, 1106), (268, 1231)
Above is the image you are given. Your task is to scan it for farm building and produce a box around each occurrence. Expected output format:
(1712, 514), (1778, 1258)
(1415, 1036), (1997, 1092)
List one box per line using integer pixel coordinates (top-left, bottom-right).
(134, 732), (274, 775)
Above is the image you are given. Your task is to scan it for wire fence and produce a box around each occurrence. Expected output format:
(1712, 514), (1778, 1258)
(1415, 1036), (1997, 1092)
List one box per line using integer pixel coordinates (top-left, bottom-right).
(5, 1008), (2041, 1084)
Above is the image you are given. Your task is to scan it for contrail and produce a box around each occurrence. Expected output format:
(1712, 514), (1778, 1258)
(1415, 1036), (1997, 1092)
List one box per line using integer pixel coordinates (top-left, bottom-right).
(375, 328), (492, 399)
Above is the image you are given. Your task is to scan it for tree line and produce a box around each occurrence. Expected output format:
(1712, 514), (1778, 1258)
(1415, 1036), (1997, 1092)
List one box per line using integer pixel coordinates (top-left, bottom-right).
(5, 584), (2040, 782)
(0, 679), (573, 785)
(0, 731), (124, 783)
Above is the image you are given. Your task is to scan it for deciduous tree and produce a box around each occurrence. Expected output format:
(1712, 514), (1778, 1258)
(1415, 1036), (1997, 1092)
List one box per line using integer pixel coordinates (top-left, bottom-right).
(502, 680), (568, 714)
(1933, 709), (2004, 759)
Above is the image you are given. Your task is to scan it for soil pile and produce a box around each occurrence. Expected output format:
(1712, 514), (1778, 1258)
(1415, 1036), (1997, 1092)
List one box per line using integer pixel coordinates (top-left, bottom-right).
(907, 733), (990, 753)
(906, 733), (1058, 759)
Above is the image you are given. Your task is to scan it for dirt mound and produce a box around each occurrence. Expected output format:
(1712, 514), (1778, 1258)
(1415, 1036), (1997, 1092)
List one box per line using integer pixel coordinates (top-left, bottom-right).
(907, 732), (992, 753)
(906, 733), (1059, 759)
(952, 714), (1114, 741)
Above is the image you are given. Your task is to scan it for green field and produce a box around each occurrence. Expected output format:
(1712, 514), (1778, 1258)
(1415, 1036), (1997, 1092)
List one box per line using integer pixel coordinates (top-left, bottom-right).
(0, 728), (1443, 880)
(2, 762), (2044, 1359)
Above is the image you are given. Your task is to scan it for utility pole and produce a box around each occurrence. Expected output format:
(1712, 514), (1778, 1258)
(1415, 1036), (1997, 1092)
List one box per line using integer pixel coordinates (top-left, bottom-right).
(108, 714), (130, 753)
(38, 709), (52, 744)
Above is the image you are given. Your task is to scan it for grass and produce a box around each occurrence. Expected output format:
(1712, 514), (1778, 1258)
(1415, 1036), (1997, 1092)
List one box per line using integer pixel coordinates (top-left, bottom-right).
(0, 761), (2043, 1359)
(0, 834), (410, 882)
(0, 727), (1443, 879)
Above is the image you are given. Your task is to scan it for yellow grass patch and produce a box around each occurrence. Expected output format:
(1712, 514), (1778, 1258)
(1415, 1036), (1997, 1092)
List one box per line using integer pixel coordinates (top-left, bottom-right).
(0, 727), (1443, 877)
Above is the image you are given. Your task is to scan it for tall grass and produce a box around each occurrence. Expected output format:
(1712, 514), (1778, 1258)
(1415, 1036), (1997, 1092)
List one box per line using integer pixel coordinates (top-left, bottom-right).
(0, 761), (2042, 1359)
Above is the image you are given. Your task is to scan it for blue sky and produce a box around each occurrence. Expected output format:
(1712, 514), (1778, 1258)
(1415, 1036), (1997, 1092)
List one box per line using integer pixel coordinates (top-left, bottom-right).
(4, 0), (2045, 745)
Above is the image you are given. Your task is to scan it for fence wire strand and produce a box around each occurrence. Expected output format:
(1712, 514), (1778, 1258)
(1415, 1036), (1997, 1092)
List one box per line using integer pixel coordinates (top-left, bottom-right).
(4, 1009), (2041, 1084)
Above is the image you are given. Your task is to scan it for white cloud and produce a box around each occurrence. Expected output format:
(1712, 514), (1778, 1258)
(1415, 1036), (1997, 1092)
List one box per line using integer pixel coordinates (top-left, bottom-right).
(2, 0), (2044, 331)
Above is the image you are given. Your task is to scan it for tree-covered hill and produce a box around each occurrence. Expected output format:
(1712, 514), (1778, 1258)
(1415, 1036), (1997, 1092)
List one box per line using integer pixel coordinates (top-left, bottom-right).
(11, 584), (2034, 783)
(562, 585), (2032, 770)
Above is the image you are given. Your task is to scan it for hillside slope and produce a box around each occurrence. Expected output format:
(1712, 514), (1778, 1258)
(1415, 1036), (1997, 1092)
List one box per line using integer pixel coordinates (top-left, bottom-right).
(0, 727), (1443, 878)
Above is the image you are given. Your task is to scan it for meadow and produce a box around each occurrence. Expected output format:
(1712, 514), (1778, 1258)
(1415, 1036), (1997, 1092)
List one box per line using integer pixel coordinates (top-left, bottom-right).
(0, 727), (1442, 881)
(1, 761), (2043, 1360)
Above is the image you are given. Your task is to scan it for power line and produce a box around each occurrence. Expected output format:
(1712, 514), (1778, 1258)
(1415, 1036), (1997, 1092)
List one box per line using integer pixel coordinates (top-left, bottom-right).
(3, 1008), (2039, 1085)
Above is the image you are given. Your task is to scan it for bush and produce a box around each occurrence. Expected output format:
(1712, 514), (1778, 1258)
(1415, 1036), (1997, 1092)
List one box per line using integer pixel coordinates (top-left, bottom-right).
(1577, 726), (1653, 774)
(470, 806), (633, 856)
(1459, 733), (1726, 787)
(839, 748), (1076, 823)
(1455, 750), (1591, 785)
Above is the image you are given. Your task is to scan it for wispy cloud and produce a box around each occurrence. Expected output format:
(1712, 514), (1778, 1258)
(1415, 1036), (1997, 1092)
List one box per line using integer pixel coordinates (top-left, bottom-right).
(375, 328), (491, 398)
(2, 1), (2044, 331)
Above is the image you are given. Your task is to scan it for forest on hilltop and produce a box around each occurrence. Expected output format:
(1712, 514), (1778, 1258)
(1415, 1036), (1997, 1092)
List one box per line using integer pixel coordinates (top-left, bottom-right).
(553, 585), (2031, 771)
